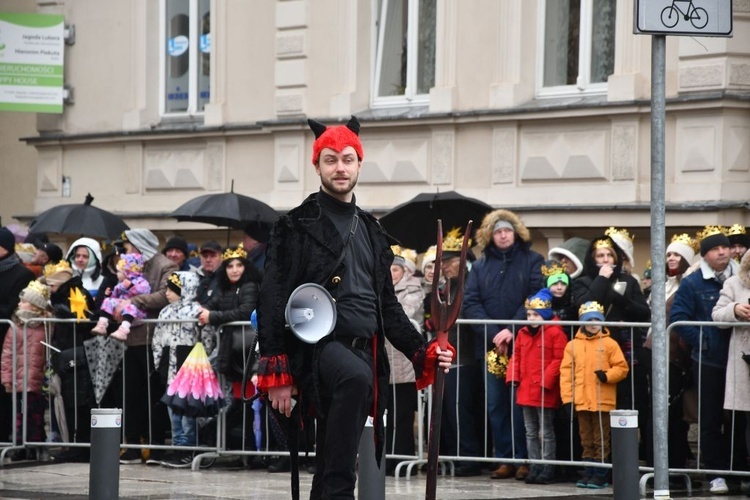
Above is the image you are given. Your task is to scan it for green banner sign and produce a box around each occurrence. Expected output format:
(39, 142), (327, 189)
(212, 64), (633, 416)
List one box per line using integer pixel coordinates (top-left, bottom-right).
(0, 12), (65, 113)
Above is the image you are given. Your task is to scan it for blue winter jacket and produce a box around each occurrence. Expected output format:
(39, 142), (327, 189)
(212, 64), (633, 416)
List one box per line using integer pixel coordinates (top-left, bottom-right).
(670, 267), (730, 368)
(462, 241), (544, 360)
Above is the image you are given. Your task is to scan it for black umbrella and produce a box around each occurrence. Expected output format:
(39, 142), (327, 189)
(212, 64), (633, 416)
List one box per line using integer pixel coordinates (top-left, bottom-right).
(170, 181), (278, 244)
(29, 193), (129, 241)
(378, 191), (492, 252)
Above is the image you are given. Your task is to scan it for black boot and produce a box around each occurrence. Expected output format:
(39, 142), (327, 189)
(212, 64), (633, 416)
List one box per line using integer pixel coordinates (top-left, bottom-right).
(536, 465), (556, 484)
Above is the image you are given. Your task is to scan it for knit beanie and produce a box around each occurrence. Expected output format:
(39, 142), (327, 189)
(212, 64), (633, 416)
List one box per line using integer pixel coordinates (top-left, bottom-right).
(391, 245), (417, 274)
(579, 301), (605, 322)
(548, 237), (589, 279)
(19, 281), (50, 311)
(123, 229), (159, 261)
(421, 245), (437, 274)
(41, 261), (74, 287)
(308, 116), (364, 165)
(162, 236), (189, 257)
(541, 259), (569, 288)
(524, 288), (554, 320)
(0, 227), (15, 254)
(666, 233), (696, 265)
(727, 224), (750, 248)
(605, 227), (635, 268)
(698, 226), (731, 256)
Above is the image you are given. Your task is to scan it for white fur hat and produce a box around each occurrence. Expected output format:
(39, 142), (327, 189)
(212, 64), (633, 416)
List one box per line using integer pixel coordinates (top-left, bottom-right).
(605, 227), (635, 268)
(666, 233), (696, 264)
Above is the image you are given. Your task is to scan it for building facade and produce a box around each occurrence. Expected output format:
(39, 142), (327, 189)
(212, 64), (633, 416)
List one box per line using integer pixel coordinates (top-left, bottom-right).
(2, 0), (749, 265)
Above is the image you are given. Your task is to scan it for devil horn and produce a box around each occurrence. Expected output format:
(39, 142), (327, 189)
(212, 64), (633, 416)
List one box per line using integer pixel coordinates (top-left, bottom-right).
(307, 119), (328, 139)
(346, 115), (360, 136)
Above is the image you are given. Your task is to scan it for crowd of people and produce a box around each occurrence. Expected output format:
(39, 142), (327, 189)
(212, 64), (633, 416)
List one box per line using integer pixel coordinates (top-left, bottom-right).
(1, 116), (750, 497)
(0, 225), (271, 469)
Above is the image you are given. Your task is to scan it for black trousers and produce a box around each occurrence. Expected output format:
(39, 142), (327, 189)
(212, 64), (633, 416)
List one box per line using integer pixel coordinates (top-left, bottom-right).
(123, 345), (168, 445)
(310, 341), (373, 500)
(694, 363), (730, 476)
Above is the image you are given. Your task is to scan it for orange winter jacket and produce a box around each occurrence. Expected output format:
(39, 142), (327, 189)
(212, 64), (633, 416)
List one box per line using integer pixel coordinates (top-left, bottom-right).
(559, 327), (629, 412)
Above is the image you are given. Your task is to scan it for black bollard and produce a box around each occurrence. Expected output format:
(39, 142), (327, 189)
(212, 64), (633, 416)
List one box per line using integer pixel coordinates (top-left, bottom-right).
(89, 408), (122, 500)
(357, 415), (385, 500)
(610, 409), (639, 500)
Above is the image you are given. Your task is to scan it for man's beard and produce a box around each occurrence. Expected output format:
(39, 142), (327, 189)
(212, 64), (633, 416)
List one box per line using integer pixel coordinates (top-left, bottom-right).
(321, 173), (357, 196)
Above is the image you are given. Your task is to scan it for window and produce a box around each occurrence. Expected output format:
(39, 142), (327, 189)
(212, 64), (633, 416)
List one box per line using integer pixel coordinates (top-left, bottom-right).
(539, 0), (615, 96)
(160, 0), (211, 115)
(373, 0), (436, 107)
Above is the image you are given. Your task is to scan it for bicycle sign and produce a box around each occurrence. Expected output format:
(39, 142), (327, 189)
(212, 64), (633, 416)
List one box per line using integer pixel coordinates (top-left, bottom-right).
(634, 0), (732, 37)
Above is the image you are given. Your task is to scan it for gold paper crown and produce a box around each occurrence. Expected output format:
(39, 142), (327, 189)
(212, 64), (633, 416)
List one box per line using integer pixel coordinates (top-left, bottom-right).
(391, 245), (418, 265)
(578, 301), (605, 317)
(25, 280), (51, 301)
(442, 227), (471, 253)
(726, 224), (747, 236)
(486, 350), (509, 379)
(525, 296), (551, 310)
(43, 260), (72, 277)
(222, 243), (247, 261)
(541, 260), (566, 277)
(670, 233), (697, 251)
(168, 273), (182, 289)
(696, 225), (727, 242)
(594, 238), (614, 250)
(605, 227), (634, 243)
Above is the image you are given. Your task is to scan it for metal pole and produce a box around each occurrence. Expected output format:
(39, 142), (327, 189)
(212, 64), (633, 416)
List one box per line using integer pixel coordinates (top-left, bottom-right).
(358, 415), (386, 500)
(611, 410), (640, 500)
(650, 34), (670, 500)
(89, 408), (122, 500)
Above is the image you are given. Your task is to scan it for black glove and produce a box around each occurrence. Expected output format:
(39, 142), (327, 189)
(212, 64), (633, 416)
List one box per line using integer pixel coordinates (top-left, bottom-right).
(595, 370), (607, 383)
(511, 381), (520, 388)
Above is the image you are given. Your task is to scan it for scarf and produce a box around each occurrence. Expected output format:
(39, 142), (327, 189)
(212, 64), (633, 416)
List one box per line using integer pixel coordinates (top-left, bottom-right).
(0, 253), (21, 274)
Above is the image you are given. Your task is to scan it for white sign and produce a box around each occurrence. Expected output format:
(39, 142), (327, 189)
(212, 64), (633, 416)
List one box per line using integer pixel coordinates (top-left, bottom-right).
(0, 12), (65, 113)
(635, 0), (732, 37)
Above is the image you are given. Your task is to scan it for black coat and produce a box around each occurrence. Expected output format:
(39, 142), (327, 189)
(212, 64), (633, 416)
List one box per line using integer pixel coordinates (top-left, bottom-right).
(0, 255), (34, 343)
(206, 279), (259, 379)
(257, 192), (430, 452)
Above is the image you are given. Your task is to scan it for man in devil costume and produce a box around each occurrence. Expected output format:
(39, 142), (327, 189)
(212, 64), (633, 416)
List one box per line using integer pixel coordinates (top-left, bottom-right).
(256, 116), (454, 500)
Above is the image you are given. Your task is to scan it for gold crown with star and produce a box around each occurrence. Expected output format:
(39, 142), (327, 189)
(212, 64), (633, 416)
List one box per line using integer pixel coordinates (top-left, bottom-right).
(43, 260), (72, 277)
(726, 224), (746, 237)
(605, 226), (634, 243)
(541, 260), (566, 277)
(578, 301), (605, 317)
(222, 243), (247, 261)
(486, 349), (509, 379)
(696, 225), (727, 242)
(670, 233), (697, 251)
(442, 227), (471, 253)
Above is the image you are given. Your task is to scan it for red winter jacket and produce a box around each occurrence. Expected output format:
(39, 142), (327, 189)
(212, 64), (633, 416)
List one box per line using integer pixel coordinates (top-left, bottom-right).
(507, 320), (568, 409)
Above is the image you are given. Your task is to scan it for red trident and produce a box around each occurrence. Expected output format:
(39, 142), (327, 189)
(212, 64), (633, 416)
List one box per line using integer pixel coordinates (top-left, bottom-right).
(425, 219), (472, 500)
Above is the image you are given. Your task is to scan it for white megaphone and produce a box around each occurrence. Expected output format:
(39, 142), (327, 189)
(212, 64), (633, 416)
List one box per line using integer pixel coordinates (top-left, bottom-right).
(285, 283), (337, 344)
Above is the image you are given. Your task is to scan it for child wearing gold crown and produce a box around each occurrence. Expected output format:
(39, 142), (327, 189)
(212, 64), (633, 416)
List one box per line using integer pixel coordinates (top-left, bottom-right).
(91, 253), (151, 341)
(152, 271), (204, 468)
(559, 301), (629, 489)
(1, 280), (52, 456)
(506, 288), (568, 484)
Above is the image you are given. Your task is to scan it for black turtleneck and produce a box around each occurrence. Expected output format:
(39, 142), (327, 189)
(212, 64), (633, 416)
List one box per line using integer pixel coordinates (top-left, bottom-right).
(316, 190), (377, 338)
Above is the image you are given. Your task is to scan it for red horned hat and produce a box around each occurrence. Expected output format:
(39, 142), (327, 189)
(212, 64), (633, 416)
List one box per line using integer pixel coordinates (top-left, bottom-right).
(308, 115), (364, 165)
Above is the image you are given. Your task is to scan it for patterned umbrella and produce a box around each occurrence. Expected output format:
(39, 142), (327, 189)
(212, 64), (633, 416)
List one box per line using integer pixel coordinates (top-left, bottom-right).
(83, 335), (127, 405)
(161, 342), (225, 417)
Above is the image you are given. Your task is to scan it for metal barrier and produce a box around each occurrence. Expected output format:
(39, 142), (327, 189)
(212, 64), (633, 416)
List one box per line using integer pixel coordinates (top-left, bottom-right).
(6, 314), (750, 496)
